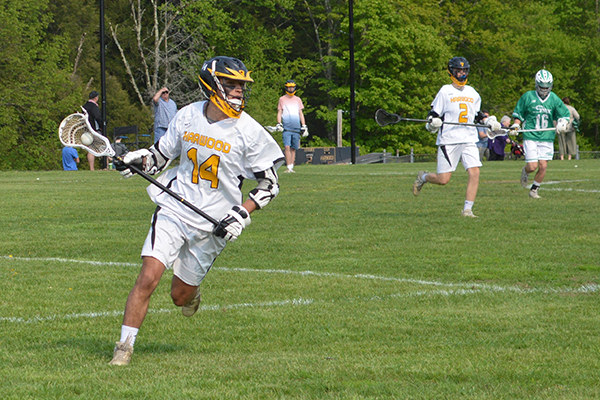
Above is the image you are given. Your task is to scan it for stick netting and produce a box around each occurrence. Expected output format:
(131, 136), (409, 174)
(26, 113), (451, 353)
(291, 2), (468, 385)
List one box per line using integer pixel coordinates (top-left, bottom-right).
(58, 111), (115, 157)
(375, 109), (401, 127)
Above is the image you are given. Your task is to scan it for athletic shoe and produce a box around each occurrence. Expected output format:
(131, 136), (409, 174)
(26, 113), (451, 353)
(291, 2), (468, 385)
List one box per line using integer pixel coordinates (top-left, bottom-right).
(412, 171), (428, 196)
(461, 209), (478, 218)
(283, 169), (295, 173)
(529, 189), (541, 199)
(109, 335), (134, 366)
(520, 167), (529, 188)
(181, 289), (201, 317)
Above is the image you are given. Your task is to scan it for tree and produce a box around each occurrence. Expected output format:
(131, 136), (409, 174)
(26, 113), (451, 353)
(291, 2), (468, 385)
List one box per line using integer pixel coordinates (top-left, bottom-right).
(0, 0), (80, 169)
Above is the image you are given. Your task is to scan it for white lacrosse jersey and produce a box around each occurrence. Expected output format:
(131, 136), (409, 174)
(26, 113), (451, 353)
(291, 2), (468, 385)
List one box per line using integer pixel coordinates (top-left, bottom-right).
(149, 101), (284, 232)
(430, 84), (482, 145)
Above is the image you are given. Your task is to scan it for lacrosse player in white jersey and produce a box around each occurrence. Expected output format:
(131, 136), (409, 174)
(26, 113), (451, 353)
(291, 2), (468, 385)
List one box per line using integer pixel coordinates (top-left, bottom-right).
(412, 57), (501, 218)
(109, 56), (284, 365)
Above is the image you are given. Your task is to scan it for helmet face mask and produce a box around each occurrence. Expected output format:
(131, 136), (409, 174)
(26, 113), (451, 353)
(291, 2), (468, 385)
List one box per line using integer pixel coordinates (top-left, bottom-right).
(535, 69), (553, 99)
(284, 80), (297, 96)
(448, 57), (470, 87)
(199, 56), (253, 118)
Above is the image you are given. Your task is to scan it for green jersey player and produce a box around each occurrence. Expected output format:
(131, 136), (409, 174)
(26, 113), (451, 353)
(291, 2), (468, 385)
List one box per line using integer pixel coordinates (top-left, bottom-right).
(511, 69), (570, 198)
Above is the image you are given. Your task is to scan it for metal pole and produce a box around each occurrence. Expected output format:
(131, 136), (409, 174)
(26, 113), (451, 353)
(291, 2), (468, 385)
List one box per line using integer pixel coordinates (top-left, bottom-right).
(100, 0), (107, 137)
(349, 0), (357, 164)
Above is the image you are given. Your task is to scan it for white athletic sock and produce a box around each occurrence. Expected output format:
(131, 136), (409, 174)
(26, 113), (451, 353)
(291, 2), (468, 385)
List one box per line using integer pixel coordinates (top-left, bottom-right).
(464, 200), (474, 211)
(421, 173), (429, 182)
(287, 164), (294, 170)
(120, 325), (139, 346)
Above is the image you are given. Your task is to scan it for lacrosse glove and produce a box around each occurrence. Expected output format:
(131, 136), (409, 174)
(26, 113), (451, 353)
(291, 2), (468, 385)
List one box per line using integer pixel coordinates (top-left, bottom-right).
(426, 117), (442, 133)
(213, 206), (251, 242)
(484, 116), (502, 132)
(556, 118), (569, 134)
(301, 125), (309, 137)
(114, 149), (152, 178)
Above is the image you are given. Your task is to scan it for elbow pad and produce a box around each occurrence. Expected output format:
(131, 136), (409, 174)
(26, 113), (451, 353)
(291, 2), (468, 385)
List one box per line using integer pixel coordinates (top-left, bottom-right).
(249, 166), (280, 209)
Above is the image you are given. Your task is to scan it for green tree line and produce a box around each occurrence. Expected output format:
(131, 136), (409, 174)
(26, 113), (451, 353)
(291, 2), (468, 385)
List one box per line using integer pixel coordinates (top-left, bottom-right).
(1, 0), (599, 170)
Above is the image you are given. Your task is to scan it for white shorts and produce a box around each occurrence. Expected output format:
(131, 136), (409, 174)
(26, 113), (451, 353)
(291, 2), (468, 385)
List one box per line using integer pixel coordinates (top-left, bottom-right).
(523, 140), (554, 162)
(437, 143), (482, 174)
(141, 208), (227, 286)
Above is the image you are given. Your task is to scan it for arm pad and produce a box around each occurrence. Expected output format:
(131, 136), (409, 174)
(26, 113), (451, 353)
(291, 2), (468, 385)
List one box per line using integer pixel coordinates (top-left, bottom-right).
(248, 166), (280, 209)
(146, 145), (170, 175)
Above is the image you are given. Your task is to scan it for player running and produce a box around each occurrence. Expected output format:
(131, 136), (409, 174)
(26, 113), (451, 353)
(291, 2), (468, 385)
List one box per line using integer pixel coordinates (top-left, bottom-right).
(412, 57), (501, 218)
(510, 69), (570, 198)
(110, 56), (284, 365)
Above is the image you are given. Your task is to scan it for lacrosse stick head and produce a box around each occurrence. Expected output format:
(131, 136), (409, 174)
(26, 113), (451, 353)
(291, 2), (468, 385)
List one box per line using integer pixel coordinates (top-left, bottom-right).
(486, 129), (509, 139)
(375, 109), (401, 127)
(58, 109), (115, 157)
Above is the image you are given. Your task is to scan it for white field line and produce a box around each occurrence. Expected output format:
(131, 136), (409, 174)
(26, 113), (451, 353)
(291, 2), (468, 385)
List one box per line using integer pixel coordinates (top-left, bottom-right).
(543, 187), (600, 193)
(1, 256), (598, 324)
(542, 179), (590, 185)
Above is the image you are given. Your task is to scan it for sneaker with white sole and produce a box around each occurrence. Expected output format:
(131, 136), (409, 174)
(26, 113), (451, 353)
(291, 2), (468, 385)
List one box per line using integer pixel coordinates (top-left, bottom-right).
(520, 167), (529, 188)
(461, 209), (478, 218)
(529, 189), (541, 199)
(181, 289), (201, 317)
(109, 334), (134, 366)
(412, 171), (428, 196)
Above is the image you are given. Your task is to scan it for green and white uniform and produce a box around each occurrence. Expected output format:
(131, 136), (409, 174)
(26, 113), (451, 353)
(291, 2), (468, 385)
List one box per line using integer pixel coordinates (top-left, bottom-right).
(512, 91), (570, 142)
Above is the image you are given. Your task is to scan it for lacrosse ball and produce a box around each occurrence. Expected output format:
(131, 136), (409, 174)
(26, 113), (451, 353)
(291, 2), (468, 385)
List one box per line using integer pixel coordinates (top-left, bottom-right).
(575, 165), (578, 168)
(81, 133), (94, 145)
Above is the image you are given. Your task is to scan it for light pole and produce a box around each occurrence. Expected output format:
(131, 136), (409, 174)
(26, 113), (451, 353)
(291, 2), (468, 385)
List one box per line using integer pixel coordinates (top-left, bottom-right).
(349, 0), (356, 164)
(100, 0), (107, 136)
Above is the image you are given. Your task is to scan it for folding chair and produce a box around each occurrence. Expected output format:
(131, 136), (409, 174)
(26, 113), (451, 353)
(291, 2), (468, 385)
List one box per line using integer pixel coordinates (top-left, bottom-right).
(113, 125), (140, 151)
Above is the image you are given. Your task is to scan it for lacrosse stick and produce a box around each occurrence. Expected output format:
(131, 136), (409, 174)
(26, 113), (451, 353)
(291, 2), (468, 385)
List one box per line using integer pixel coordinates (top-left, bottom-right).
(58, 109), (115, 157)
(114, 160), (219, 226)
(264, 125), (301, 134)
(486, 127), (556, 139)
(375, 109), (490, 129)
(265, 126), (281, 134)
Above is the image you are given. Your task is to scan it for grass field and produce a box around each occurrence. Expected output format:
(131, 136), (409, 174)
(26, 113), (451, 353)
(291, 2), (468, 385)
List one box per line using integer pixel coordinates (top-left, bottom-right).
(1, 159), (599, 399)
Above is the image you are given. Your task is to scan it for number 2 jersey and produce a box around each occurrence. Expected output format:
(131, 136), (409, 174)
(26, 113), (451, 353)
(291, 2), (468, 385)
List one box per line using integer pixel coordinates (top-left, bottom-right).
(430, 84), (482, 146)
(149, 100), (284, 232)
(512, 91), (570, 142)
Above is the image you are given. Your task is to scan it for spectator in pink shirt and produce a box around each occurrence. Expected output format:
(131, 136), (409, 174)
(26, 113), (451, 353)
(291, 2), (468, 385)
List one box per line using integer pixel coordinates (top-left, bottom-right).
(276, 80), (308, 173)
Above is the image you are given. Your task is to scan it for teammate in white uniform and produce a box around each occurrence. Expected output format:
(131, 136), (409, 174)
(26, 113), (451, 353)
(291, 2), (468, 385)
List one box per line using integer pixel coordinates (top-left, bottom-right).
(412, 57), (501, 218)
(110, 56), (284, 366)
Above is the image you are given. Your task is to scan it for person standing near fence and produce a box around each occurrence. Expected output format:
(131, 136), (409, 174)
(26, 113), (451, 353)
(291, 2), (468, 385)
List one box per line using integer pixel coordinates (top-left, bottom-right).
(276, 80), (308, 173)
(487, 115), (512, 161)
(558, 97), (580, 161)
(152, 87), (178, 144)
(82, 91), (103, 170)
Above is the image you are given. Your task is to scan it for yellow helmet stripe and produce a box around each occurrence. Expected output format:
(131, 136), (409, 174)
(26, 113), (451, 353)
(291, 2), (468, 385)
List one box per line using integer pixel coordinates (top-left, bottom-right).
(211, 67), (254, 82)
